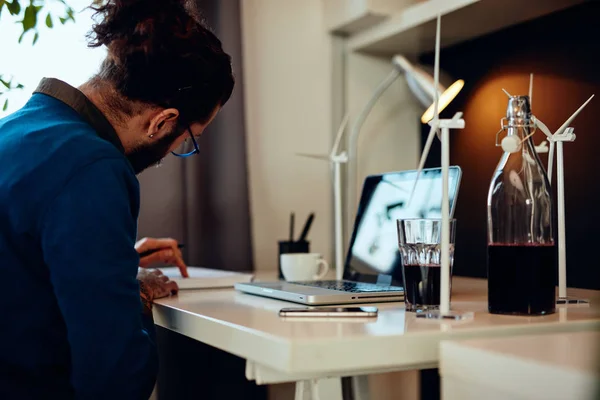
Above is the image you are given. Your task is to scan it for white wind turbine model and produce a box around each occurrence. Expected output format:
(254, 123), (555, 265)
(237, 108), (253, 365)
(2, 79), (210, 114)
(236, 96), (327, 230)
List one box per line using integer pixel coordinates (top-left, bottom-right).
(409, 14), (472, 321)
(531, 94), (594, 305)
(296, 114), (350, 281)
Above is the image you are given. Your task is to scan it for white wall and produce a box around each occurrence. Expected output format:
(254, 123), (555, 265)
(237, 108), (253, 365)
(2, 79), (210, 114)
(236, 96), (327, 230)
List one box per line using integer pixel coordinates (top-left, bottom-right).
(241, 0), (333, 271)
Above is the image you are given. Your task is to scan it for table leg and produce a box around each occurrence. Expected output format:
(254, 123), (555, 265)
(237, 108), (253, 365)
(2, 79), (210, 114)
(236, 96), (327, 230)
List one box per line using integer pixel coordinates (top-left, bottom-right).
(294, 378), (343, 400)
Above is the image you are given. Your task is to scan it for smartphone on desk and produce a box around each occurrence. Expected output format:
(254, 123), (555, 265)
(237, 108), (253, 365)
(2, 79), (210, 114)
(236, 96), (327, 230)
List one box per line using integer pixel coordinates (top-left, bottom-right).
(279, 306), (378, 318)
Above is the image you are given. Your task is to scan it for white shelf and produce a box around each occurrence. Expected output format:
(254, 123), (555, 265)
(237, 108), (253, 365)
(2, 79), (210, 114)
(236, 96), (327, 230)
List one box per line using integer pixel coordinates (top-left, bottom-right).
(348, 0), (588, 56)
(322, 0), (421, 35)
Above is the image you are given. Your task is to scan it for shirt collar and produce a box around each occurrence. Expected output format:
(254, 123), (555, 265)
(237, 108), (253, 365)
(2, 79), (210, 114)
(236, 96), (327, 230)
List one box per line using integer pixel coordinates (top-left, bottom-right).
(33, 77), (125, 154)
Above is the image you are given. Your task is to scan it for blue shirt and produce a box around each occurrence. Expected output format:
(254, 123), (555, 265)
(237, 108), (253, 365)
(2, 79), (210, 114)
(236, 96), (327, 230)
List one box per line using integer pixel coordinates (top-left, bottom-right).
(0, 78), (157, 399)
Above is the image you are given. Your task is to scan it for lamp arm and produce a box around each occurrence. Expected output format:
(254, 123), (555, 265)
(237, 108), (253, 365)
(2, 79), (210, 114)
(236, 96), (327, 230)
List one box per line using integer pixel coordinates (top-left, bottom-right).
(346, 68), (401, 228)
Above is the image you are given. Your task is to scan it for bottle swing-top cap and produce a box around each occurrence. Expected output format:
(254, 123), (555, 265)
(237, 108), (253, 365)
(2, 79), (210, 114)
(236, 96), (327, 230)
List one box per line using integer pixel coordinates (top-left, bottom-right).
(501, 136), (521, 153)
(497, 95), (536, 153)
(507, 95), (532, 120)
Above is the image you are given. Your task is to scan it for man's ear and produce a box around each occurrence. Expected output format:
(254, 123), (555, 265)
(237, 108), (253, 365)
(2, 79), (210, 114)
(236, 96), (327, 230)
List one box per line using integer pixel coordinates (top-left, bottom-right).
(148, 108), (180, 139)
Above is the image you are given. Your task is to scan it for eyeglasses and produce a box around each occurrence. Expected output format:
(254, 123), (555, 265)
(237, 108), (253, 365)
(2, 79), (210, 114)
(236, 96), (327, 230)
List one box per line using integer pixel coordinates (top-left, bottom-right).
(169, 86), (200, 158)
(171, 125), (199, 158)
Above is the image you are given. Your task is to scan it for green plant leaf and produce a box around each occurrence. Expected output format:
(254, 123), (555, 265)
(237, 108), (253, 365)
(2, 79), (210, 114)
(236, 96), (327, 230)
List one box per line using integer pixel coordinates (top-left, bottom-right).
(18, 30), (25, 43)
(16, 83), (24, 89)
(45, 13), (52, 28)
(59, 16), (66, 24)
(3, 99), (8, 111)
(32, 31), (39, 45)
(7, 0), (20, 15)
(22, 4), (38, 32)
(63, 7), (75, 23)
(0, 79), (9, 89)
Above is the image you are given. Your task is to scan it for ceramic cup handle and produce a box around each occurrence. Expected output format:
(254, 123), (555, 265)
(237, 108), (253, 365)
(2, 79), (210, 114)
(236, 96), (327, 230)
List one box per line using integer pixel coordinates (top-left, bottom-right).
(314, 259), (329, 280)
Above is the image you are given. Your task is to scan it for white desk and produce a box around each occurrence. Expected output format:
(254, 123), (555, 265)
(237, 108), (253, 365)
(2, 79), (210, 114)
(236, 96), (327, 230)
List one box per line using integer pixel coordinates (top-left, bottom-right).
(154, 277), (600, 400)
(440, 331), (600, 400)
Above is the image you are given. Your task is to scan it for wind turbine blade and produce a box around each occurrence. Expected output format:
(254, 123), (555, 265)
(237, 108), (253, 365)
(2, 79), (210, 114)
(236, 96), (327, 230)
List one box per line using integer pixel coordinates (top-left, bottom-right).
(409, 14), (441, 206)
(419, 124), (438, 172)
(548, 141), (555, 185)
(432, 14), (441, 122)
(529, 73), (533, 107)
(381, 178), (409, 193)
(532, 116), (553, 139)
(331, 113), (350, 158)
(555, 94), (595, 136)
(408, 123), (438, 204)
(295, 153), (330, 161)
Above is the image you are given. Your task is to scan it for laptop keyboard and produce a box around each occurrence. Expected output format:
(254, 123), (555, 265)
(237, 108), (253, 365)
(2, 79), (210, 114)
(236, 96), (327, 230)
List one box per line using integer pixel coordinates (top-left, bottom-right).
(289, 280), (403, 293)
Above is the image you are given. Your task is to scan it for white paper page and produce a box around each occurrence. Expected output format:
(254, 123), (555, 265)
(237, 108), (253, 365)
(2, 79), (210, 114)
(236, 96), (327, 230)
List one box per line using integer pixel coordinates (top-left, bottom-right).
(160, 266), (249, 279)
(156, 266), (254, 289)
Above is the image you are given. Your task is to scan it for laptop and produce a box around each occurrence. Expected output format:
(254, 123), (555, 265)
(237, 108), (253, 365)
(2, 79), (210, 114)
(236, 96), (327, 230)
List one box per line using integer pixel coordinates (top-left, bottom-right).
(235, 166), (462, 305)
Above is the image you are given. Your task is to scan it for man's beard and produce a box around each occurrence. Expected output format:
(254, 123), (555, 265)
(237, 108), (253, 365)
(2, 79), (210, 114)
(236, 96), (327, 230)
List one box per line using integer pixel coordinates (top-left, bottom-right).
(126, 128), (181, 174)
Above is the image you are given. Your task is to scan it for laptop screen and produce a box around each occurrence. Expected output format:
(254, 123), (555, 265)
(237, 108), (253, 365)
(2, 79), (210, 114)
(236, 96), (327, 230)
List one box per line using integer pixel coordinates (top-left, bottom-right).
(343, 166), (462, 285)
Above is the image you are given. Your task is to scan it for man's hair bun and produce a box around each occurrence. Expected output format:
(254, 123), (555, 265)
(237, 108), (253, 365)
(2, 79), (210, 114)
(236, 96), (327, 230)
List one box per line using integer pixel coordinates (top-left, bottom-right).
(88, 0), (234, 123)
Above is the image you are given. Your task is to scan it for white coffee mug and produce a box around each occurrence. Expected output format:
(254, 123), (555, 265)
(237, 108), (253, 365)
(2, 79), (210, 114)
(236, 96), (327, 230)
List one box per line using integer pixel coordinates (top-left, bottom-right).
(280, 253), (329, 281)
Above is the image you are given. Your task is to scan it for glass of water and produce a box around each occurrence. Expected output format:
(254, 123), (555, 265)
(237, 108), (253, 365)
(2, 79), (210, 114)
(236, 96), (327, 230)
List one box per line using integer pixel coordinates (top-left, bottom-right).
(396, 219), (457, 312)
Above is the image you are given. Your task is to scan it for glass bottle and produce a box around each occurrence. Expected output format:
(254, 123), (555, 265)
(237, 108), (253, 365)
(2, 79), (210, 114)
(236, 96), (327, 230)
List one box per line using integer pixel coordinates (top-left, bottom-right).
(487, 95), (556, 315)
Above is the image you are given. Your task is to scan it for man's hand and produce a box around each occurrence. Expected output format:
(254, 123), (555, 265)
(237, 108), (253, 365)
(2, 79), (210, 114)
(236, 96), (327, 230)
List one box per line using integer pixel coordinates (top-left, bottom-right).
(137, 269), (179, 301)
(135, 237), (188, 277)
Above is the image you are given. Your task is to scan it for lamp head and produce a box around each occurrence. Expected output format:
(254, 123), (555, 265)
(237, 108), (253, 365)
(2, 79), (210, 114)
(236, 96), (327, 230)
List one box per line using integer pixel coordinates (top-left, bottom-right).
(421, 79), (464, 123)
(391, 54), (464, 124)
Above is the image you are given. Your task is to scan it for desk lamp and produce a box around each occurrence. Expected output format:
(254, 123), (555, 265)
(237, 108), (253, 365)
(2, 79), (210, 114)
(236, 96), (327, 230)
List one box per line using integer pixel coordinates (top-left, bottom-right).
(300, 23), (464, 281)
(346, 53), (464, 232)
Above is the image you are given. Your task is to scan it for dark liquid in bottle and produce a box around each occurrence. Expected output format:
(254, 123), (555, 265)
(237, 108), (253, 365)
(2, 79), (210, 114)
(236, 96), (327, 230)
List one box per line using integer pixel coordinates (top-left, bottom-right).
(487, 244), (556, 315)
(403, 264), (443, 310)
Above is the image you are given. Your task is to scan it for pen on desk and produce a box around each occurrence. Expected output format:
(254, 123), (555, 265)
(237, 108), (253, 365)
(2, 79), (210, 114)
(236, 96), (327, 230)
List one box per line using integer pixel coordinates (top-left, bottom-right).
(289, 212), (295, 242)
(139, 244), (185, 258)
(298, 212), (314, 242)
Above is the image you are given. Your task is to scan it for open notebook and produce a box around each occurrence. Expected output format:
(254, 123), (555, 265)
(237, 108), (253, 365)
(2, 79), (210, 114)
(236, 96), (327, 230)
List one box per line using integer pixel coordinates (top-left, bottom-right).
(159, 266), (254, 289)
